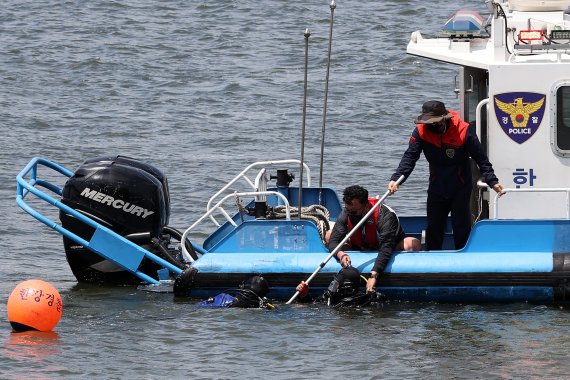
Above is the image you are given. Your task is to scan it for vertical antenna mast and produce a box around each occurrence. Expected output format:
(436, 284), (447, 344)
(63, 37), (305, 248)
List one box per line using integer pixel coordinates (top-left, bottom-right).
(319, 1), (336, 200)
(298, 28), (311, 218)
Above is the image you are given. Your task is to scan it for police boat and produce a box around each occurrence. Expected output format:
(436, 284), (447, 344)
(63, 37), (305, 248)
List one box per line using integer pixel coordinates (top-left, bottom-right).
(14, 0), (570, 304)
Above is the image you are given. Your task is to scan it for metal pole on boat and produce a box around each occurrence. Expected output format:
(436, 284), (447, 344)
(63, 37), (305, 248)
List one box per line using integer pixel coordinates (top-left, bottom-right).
(318, 1), (336, 200)
(298, 28), (311, 218)
(286, 175), (405, 304)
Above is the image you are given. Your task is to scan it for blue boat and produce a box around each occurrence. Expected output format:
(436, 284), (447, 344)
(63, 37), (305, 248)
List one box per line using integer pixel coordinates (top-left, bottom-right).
(15, 0), (570, 304)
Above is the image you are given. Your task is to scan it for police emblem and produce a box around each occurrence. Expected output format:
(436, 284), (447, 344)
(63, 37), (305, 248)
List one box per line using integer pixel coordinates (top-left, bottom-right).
(494, 92), (546, 144)
(445, 148), (455, 158)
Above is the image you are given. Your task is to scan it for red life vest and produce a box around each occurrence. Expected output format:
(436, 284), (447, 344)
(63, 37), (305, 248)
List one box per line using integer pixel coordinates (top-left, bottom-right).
(347, 198), (380, 249)
(416, 110), (469, 149)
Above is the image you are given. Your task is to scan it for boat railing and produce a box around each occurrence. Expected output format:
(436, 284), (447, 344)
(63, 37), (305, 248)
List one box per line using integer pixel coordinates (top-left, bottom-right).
(16, 157), (184, 284)
(205, 159), (311, 226)
(180, 189), (293, 262)
(476, 98), (489, 152)
(491, 186), (570, 219)
(509, 44), (570, 63)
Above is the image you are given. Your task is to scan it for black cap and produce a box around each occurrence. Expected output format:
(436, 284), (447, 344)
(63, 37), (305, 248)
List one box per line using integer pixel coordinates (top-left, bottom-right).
(415, 100), (453, 124)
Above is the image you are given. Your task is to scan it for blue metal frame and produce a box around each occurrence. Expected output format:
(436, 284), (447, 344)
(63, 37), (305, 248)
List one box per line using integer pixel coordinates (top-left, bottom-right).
(16, 157), (183, 284)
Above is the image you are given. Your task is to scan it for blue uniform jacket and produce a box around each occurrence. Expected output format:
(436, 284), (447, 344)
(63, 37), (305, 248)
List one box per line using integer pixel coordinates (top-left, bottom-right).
(390, 111), (499, 198)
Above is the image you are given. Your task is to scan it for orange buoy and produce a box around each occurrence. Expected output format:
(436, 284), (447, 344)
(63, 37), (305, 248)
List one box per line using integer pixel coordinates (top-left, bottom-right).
(7, 279), (63, 332)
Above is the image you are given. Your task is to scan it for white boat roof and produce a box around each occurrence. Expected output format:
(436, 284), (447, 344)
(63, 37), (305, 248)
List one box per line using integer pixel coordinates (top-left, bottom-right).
(407, 0), (570, 68)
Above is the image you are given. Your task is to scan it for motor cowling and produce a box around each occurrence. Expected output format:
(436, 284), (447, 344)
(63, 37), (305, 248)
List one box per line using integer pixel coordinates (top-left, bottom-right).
(60, 156), (172, 284)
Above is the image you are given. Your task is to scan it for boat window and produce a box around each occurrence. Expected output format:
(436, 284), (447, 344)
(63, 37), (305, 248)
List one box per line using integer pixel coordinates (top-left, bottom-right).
(556, 86), (570, 152)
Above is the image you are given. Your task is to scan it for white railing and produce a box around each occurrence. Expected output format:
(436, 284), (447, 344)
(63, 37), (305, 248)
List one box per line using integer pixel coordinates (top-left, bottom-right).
(180, 159), (311, 262)
(509, 44), (570, 64)
(180, 190), (292, 262)
(475, 98), (489, 152)
(206, 159), (311, 221)
(490, 186), (570, 219)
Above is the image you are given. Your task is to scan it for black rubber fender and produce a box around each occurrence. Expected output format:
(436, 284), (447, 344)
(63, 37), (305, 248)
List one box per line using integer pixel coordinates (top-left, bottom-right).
(173, 267), (198, 297)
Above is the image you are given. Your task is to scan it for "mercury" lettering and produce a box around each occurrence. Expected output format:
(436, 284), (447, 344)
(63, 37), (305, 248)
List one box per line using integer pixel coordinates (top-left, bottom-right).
(80, 188), (154, 219)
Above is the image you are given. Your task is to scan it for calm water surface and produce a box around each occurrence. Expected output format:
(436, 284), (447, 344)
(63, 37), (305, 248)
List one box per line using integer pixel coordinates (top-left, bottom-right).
(2, 0), (570, 378)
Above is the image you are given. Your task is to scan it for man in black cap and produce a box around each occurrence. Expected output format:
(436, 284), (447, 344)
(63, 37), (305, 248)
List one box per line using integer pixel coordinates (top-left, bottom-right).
(388, 100), (504, 251)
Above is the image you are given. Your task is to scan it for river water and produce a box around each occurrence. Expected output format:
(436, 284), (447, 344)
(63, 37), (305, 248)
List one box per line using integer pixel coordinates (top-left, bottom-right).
(2, 0), (570, 378)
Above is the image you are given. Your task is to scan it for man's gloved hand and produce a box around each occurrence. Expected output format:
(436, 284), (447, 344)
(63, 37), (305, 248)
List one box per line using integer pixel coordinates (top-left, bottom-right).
(296, 281), (309, 297)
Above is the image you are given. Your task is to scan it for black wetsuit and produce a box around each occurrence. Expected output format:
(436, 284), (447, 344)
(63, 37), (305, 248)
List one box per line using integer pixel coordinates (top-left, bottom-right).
(296, 268), (382, 308)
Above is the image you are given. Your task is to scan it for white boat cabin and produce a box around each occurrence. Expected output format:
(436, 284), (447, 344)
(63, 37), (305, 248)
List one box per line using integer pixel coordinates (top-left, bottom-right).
(407, 0), (570, 220)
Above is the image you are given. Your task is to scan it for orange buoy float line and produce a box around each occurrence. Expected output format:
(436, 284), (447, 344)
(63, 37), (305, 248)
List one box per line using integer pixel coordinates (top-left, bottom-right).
(7, 279), (63, 332)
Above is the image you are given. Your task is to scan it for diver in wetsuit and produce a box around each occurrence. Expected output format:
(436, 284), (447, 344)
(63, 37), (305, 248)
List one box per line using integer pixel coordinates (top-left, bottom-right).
(197, 275), (274, 309)
(296, 267), (380, 308)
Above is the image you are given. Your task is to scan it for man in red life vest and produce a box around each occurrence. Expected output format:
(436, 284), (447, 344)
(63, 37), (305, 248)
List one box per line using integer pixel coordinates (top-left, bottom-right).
(388, 100), (505, 251)
(298, 185), (420, 295)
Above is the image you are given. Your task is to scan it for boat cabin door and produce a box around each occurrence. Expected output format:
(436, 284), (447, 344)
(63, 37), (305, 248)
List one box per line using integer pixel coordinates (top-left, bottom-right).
(457, 66), (491, 221)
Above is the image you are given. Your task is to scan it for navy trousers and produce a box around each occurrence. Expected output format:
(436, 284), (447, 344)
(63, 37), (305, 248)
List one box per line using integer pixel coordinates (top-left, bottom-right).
(425, 189), (472, 251)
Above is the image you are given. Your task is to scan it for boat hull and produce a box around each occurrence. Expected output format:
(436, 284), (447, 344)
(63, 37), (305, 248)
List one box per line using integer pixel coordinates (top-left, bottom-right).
(185, 250), (570, 303)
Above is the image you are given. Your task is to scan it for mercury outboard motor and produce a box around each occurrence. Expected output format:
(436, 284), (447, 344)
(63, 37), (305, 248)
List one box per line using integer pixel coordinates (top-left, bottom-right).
(60, 155), (184, 284)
